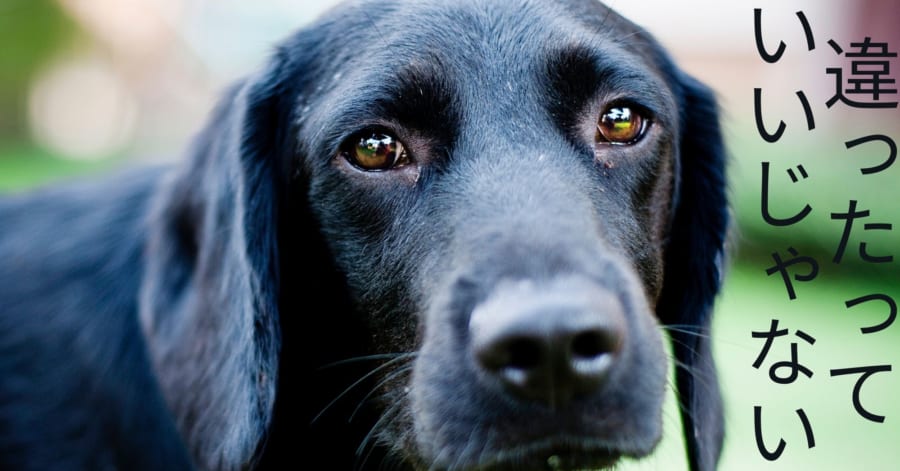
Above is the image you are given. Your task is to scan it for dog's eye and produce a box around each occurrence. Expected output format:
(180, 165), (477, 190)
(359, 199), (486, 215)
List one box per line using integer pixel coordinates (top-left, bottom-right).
(596, 105), (647, 145)
(343, 132), (409, 170)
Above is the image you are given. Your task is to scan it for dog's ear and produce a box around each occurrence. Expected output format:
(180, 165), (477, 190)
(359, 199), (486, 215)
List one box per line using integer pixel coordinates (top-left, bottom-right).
(138, 47), (296, 470)
(656, 70), (729, 471)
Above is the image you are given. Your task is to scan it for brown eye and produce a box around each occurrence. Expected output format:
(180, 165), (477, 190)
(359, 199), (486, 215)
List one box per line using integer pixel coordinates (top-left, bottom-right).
(344, 132), (409, 170)
(596, 106), (647, 145)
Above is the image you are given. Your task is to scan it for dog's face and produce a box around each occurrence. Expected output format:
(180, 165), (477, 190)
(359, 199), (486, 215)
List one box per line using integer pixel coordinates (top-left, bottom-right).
(0, 0), (732, 469)
(279, 0), (718, 469)
(142, 0), (726, 470)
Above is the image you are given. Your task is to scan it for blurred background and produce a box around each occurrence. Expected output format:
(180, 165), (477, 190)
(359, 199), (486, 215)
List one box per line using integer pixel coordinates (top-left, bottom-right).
(1, 0), (898, 469)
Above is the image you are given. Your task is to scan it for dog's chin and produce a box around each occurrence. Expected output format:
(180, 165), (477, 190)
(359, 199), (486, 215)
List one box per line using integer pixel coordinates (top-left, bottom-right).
(415, 435), (659, 471)
(473, 442), (621, 471)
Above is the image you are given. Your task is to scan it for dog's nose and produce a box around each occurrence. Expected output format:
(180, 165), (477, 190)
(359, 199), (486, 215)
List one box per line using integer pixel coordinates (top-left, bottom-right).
(469, 279), (625, 408)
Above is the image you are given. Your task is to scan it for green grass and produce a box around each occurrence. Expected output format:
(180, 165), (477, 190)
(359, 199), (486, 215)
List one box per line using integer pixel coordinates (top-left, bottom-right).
(623, 262), (900, 470)
(0, 142), (113, 192)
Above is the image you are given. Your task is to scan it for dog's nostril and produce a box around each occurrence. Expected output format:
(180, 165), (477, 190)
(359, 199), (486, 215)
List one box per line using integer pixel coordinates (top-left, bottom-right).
(572, 330), (619, 359)
(570, 329), (618, 379)
(506, 338), (542, 369)
(474, 320), (621, 407)
(470, 284), (626, 408)
(572, 331), (602, 358)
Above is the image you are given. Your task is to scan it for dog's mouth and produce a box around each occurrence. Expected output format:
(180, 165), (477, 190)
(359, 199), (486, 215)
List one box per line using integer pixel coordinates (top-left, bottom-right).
(470, 440), (622, 471)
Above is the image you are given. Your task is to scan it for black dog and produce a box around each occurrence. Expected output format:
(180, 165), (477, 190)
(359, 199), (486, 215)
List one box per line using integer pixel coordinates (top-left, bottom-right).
(0, 0), (728, 470)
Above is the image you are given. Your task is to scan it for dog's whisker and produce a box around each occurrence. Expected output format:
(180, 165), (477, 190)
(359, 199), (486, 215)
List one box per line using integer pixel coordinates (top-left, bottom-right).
(355, 398), (405, 469)
(659, 324), (712, 340)
(312, 354), (414, 425)
(663, 334), (703, 359)
(668, 355), (719, 400)
(608, 28), (649, 48)
(597, 0), (615, 32)
(317, 352), (416, 371)
(664, 325), (754, 351)
(478, 424), (499, 466)
(664, 377), (697, 425)
(669, 356), (709, 380)
(450, 423), (483, 470)
(350, 364), (414, 423)
(660, 326), (713, 347)
(658, 385), (687, 447)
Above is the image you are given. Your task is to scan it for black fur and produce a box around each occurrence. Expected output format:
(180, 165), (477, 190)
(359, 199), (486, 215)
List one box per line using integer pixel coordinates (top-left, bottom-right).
(0, 1), (728, 470)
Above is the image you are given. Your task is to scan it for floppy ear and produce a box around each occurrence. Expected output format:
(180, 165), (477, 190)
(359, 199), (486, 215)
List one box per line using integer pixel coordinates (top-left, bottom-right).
(656, 70), (729, 471)
(138, 48), (295, 470)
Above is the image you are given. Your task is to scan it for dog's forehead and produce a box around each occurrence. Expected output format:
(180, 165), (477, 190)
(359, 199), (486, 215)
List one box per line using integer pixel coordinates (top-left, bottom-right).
(294, 0), (675, 153)
(332, 0), (644, 63)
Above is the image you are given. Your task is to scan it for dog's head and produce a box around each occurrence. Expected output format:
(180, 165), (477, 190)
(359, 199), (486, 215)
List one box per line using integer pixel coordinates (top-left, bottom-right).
(140, 0), (728, 470)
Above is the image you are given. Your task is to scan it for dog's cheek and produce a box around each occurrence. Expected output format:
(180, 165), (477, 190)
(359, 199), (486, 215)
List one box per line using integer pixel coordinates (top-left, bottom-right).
(308, 177), (440, 455)
(308, 176), (418, 320)
(408, 303), (476, 464)
(599, 141), (677, 305)
(621, 288), (669, 443)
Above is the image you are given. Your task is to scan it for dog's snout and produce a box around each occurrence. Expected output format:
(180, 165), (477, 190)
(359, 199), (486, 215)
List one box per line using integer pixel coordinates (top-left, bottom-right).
(469, 279), (626, 408)
(474, 309), (621, 406)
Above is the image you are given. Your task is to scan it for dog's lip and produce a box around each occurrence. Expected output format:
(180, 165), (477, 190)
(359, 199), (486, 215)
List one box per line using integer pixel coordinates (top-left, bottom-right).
(471, 438), (622, 471)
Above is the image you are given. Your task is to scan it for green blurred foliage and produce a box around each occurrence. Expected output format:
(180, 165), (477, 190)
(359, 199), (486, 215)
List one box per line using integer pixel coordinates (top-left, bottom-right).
(0, 0), (77, 136)
(624, 262), (900, 471)
(0, 142), (112, 191)
(726, 117), (900, 277)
